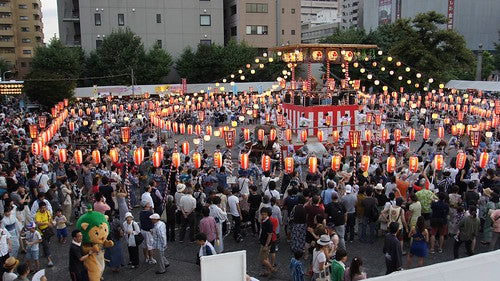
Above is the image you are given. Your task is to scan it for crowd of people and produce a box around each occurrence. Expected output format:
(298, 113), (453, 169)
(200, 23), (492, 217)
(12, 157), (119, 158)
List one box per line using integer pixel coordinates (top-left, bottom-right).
(0, 88), (498, 281)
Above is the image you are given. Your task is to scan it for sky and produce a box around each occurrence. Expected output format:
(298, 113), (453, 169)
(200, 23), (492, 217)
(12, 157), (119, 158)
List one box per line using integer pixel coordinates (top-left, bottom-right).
(42, 0), (59, 42)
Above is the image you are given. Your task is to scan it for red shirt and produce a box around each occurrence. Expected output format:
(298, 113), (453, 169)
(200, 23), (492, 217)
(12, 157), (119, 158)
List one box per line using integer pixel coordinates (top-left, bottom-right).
(269, 217), (278, 242)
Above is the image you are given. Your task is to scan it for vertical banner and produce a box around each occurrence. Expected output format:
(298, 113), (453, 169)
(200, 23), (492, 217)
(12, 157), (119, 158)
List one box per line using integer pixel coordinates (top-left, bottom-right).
(447, 0), (455, 30)
(258, 85), (263, 94)
(378, 0), (392, 25)
(233, 85), (238, 96)
(395, 0), (402, 20)
(182, 78), (187, 93)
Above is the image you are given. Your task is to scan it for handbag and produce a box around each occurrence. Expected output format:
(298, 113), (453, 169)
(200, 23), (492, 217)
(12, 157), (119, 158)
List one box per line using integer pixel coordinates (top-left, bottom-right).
(134, 232), (144, 246)
(41, 226), (55, 239)
(314, 269), (330, 281)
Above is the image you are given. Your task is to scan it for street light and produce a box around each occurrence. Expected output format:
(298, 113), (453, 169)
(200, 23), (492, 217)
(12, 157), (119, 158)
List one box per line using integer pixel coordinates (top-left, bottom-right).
(2, 70), (12, 81)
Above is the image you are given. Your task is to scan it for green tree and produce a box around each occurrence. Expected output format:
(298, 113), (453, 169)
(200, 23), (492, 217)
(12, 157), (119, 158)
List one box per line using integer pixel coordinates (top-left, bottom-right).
(143, 43), (173, 83)
(24, 38), (82, 107)
(0, 57), (13, 76)
(479, 51), (495, 80)
(494, 32), (500, 71)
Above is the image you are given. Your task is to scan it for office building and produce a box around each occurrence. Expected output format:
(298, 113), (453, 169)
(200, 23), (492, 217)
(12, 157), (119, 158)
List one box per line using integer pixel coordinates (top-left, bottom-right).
(0, 0), (44, 78)
(57, 0), (224, 57)
(362, 0), (500, 51)
(301, 22), (340, 43)
(341, 0), (363, 29)
(223, 0), (301, 53)
(301, 0), (340, 23)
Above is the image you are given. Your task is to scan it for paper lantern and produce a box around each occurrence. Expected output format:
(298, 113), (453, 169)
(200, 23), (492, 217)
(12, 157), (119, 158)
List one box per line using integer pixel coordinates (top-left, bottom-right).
(456, 151), (466, 170)
(470, 130), (481, 147)
(192, 152), (202, 169)
(360, 155), (370, 172)
(153, 151), (162, 168)
(74, 150), (83, 165)
(284, 157), (294, 174)
(31, 142), (41, 155)
(349, 130), (361, 148)
(434, 154), (444, 170)
(438, 127), (444, 139)
(317, 130), (324, 142)
(42, 145), (50, 161)
(172, 152), (181, 168)
(134, 148), (144, 166)
(375, 114), (382, 126)
(195, 124), (202, 136)
(58, 148), (67, 163)
(423, 128), (430, 140)
(187, 124), (193, 135)
(309, 156), (318, 174)
(451, 125), (457, 136)
(366, 112), (372, 124)
(300, 130), (307, 143)
(285, 129), (292, 141)
(92, 150), (101, 165)
(206, 125), (212, 136)
(243, 128), (250, 141)
(109, 148), (119, 163)
(269, 129), (277, 141)
(203, 147), (217, 167)
(240, 153), (249, 170)
(381, 129), (388, 143)
(365, 130), (372, 142)
(331, 154), (342, 171)
(182, 141), (189, 155)
(332, 130), (339, 142)
(121, 127), (131, 143)
(409, 156), (418, 172)
(257, 129), (265, 141)
(29, 124), (38, 139)
(386, 156), (396, 173)
(394, 129), (401, 142)
(479, 152), (489, 169)
(261, 155), (271, 172)
(68, 121), (74, 132)
(179, 123), (186, 134)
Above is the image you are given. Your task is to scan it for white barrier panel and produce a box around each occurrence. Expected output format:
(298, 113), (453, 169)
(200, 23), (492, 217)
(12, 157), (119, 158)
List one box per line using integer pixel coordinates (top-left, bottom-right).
(200, 250), (246, 281)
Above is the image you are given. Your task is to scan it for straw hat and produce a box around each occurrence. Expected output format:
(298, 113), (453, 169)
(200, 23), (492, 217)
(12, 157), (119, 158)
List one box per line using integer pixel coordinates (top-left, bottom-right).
(3, 257), (19, 269)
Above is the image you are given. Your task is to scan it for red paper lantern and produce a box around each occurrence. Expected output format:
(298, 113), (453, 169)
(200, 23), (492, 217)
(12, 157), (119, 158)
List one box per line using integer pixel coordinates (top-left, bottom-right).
(331, 154), (342, 171)
(386, 156), (396, 173)
(193, 152), (202, 169)
(349, 130), (361, 148)
(92, 150), (101, 165)
(309, 156), (317, 174)
(381, 129), (388, 143)
(187, 124), (193, 135)
(409, 156), (418, 172)
(110, 148), (119, 163)
(29, 124), (38, 139)
(121, 127), (131, 144)
(195, 124), (202, 136)
(31, 142), (41, 155)
(68, 121), (74, 132)
(375, 114), (382, 126)
(243, 128), (250, 141)
(172, 152), (181, 168)
(269, 129), (276, 141)
(434, 154), (444, 170)
(423, 128), (430, 140)
(261, 155), (271, 172)
(438, 127), (444, 139)
(240, 153), (249, 170)
(300, 130), (307, 143)
(42, 145), (51, 161)
(285, 129), (292, 141)
(206, 125), (212, 136)
(394, 129), (401, 142)
(284, 157), (294, 174)
(451, 125), (457, 136)
(360, 155), (370, 172)
(58, 148), (67, 163)
(182, 141), (189, 155)
(153, 151), (162, 168)
(134, 148), (144, 166)
(408, 128), (416, 141)
(214, 151), (222, 168)
(317, 130), (324, 142)
(479, 152), (489, 169)
(365, 130), (372, 142)
(257, 129), (265, 141)
(456, 151), (466, 169)
(179, 123), (186, 134)
(332, 130), (339, 142)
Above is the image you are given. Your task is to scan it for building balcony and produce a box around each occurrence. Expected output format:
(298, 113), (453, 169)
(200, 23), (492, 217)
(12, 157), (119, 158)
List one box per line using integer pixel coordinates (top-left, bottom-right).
(0, 6), (10, 13)
(62, 11), (80, 22)
(0, 18), (12, 24)
(0, 41), (14, 48)
(0, 29), (14, 36)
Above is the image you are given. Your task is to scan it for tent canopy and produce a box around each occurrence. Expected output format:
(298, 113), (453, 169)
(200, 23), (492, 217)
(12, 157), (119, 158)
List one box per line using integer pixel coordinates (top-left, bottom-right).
(367, 250), (500, 281)
(445, 80), (500, 92)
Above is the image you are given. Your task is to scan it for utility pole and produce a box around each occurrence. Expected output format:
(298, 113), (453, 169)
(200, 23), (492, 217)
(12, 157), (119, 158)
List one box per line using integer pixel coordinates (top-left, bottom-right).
(475, 43), (483, 81)
(131, 68), (135, 97)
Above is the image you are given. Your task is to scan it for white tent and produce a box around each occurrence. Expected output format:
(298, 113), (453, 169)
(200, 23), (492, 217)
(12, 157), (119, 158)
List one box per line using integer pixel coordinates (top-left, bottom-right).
(445, 80), (500, 92)
(367, 250), (500, 281)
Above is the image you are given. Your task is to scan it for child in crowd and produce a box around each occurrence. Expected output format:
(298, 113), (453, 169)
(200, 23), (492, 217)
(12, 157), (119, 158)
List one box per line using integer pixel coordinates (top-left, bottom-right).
(54, 209), (68, 244)
(25, 222), (42, 271)
(290, 250), (305, 281)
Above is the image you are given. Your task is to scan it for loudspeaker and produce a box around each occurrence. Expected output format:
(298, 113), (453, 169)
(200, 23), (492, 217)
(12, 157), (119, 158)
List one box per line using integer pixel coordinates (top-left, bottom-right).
(294, 95), (301, 105)
(284, 94), (291, 103)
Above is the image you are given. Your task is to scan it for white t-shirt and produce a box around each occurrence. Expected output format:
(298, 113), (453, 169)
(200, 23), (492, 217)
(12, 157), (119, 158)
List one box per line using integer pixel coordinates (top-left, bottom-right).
(264, 190), (280, 200)
(26, 230), (42, 251)
(0, 228), (11, 256)
(228, 195), (240, 217)
(312, 248), (327, 273)
(35, 173), (50, 194)
(238, 178), (250, 196)
(141, 192), (154, 209)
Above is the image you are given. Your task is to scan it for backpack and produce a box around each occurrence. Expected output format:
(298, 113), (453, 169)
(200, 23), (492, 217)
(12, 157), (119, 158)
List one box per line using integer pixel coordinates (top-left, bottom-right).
(151, 188), (162, 210)
(369, 203), (379, 223)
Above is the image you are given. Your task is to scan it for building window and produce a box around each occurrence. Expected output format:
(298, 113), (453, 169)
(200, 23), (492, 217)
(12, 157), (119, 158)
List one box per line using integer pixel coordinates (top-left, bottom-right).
(246, 3), (268, 13)
(291, 8), (295, 14)
(0, 2), (7, 7)
(156, 40), (162, 48)
(200, 15), (211, 26)
(18, 4), (27, 9)
(230, 5), (237, 15)
(0, 25), (11, 30)
(33, 14), (40, 20)
(118, 14), (124, 26)
(282, 8), (285, 14)
(96, 39), (103, 48)
(246, 25), (268, 35)
(291, 30), (295, 35)
(0, 36), (9, 42)
(22, 49), (31, 55)
(230, 26), (237, 36)
(0, 12), (10, 18)
(20, 62), (27, 67)
(21, 27), (29, 32)
(94, 13), (101, 26)
(281, 29), (284, 35)
(200, 39), (211, 45)
(20, 16), (28, 21)
(32, 3), (39, 9)
(156, 14), (161, 23)
(35, 25), (40, 31)
(22, 38), (30, 43)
